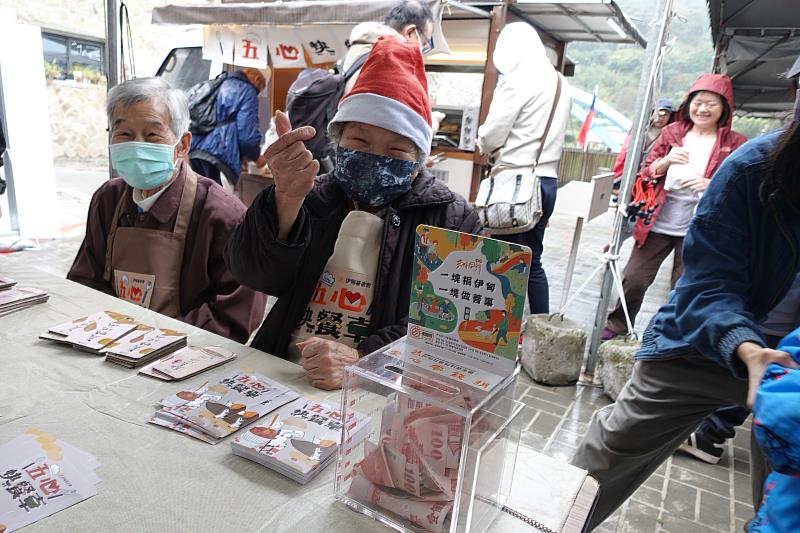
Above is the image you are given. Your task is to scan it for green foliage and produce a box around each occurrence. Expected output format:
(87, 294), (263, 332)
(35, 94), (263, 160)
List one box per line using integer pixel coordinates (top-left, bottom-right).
(732, 116), (782, 139)
(567, 0), (714, 118)
(70, 65), (105, 84)
(43, 59), (64, 81)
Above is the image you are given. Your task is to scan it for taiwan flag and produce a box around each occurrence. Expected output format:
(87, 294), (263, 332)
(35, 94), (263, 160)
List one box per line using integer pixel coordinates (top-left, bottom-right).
(577, 91), (596, 149)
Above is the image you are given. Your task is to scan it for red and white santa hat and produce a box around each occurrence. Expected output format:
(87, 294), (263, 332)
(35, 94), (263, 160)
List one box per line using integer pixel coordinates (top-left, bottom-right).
(330, 36), (432, 155)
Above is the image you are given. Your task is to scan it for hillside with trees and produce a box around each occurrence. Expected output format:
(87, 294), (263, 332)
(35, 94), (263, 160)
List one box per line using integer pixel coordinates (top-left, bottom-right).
(564, 0), (777, 142)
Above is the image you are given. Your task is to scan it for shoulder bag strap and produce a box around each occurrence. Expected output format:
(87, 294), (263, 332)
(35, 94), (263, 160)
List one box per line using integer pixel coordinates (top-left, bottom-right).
(344, 53), (370, 79)
(532, 73), (563, 172)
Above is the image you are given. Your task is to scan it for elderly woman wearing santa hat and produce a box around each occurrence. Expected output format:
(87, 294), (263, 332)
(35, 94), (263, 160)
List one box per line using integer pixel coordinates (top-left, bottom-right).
(226, 36), (482, 390)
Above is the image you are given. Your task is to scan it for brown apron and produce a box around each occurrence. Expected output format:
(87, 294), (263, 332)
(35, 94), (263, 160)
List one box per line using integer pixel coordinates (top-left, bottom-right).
(102, 172), (197, 318)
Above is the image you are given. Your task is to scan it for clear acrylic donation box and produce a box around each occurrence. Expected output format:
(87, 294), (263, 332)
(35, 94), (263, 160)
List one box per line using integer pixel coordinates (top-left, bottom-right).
(335, 225), (532, 533)
(334, 338), (525, 533)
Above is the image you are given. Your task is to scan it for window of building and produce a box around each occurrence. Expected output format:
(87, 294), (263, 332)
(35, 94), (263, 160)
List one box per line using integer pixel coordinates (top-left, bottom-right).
(42, 32), (105, 83)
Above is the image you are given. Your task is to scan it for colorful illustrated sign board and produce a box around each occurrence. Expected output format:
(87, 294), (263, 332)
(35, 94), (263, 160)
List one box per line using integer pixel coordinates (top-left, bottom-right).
(403, 225), (531, 387)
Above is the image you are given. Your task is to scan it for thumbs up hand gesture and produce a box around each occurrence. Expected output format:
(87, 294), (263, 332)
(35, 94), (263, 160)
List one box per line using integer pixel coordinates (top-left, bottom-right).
(262, 111), (320, 241)
(263, 110), (320, 202)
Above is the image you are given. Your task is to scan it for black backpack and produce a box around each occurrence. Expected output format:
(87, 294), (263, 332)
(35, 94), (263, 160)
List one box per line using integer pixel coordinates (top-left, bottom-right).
(186, 72), (229, 136)
(285, 54), (369, 167)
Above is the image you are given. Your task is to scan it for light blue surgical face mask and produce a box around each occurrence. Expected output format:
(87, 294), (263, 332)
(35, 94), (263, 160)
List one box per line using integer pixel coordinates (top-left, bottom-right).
(109, 140), (179, 190)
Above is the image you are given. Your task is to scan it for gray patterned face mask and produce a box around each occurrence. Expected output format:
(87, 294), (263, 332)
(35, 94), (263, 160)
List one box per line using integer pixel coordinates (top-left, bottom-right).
(333, 146), (416, 207)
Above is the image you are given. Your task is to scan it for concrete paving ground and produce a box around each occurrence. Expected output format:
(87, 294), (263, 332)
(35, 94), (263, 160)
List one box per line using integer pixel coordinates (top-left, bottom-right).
(1, 165), (754, 532)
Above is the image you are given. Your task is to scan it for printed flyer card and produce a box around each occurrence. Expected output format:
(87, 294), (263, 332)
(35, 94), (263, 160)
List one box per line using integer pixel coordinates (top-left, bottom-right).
(0, 429), (100, 533)
(232, 398), (369, 483)
(143, 346), (238, 381)
(47, 311), (136, 339)
(406, 225), (531, 380)
(103, 325), (188, 368)
(151, 370), (299, 442)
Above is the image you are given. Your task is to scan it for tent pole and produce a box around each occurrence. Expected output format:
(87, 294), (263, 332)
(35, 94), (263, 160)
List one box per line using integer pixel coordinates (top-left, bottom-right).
(105, 0), (120, 90)
(581, 0), (675, 383)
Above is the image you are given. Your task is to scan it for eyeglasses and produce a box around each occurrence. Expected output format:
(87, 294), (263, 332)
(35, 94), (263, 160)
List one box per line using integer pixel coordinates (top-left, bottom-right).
(414, 28), (435, 55)
(691, 99), (721, 110)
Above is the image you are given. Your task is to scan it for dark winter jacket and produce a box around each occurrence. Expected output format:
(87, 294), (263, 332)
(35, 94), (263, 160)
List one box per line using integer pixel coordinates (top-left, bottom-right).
(226, 170), (483, 359)
(190, 72), (262, 185)
(632, 74), (747, 247)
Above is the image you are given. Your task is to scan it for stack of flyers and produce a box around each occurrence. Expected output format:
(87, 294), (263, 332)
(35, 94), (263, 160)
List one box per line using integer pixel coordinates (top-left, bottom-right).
(148, 369), (300, 444)
(39, 311), (138, 354)
(103, 325), (187, 368)
(0, 429), (100, 533)
(139, 346), (238, 381)
(0, 287), (49, 317)
(0, 276), (17, 291)
(232, 398), (371, 484)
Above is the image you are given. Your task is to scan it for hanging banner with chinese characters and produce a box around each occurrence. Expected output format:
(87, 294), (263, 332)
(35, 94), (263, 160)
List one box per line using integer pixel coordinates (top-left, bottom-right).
(202, 25), (234, 61)
(202, 25), (270, 68)
(404, 225), (531, 383)
(268, 27), (307, 68)
(298, 27), (350, 64)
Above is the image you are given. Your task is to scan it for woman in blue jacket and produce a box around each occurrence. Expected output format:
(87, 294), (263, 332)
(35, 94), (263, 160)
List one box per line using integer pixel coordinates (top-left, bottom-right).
(572, 123), (800, 529)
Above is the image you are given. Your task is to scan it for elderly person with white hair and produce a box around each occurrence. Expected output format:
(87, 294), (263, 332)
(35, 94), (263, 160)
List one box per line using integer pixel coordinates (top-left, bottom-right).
(68, 77), (267, 343)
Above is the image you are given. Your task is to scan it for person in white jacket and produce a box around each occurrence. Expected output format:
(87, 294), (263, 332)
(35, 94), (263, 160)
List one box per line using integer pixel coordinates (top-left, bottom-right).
(477, 22), (572, 314)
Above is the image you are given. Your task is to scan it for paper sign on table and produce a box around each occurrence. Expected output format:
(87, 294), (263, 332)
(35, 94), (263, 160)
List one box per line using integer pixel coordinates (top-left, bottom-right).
(0, 429), (100, 533)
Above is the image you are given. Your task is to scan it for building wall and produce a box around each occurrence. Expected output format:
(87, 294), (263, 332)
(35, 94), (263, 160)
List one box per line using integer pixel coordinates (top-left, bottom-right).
(0, 0), (215, 164)
(46, 80), (108, 160)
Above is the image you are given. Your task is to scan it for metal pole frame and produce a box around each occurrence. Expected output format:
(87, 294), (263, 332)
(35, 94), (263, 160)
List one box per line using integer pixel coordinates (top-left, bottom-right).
(0, 58), (19, 235)
(105, 0), (119, 180)
(582, 0), (675, 381)
(105, 0), (120, 89)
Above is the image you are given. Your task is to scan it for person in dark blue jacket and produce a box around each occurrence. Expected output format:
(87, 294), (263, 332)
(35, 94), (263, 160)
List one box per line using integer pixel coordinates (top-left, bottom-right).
(572, 124), (800, 529)
(189, 68), (265, 190)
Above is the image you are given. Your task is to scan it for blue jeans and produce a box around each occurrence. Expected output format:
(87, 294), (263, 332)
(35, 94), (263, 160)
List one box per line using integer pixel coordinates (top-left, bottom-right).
(502, 176), (557, 314)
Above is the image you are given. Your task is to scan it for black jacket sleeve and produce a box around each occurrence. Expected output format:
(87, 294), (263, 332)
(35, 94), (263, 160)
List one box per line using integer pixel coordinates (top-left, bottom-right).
(360, 320), (408, 355)
(225, 186), (311, 296)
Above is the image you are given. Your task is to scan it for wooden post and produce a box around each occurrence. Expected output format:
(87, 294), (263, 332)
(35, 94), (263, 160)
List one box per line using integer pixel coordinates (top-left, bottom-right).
(469, 4), (507, 201)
